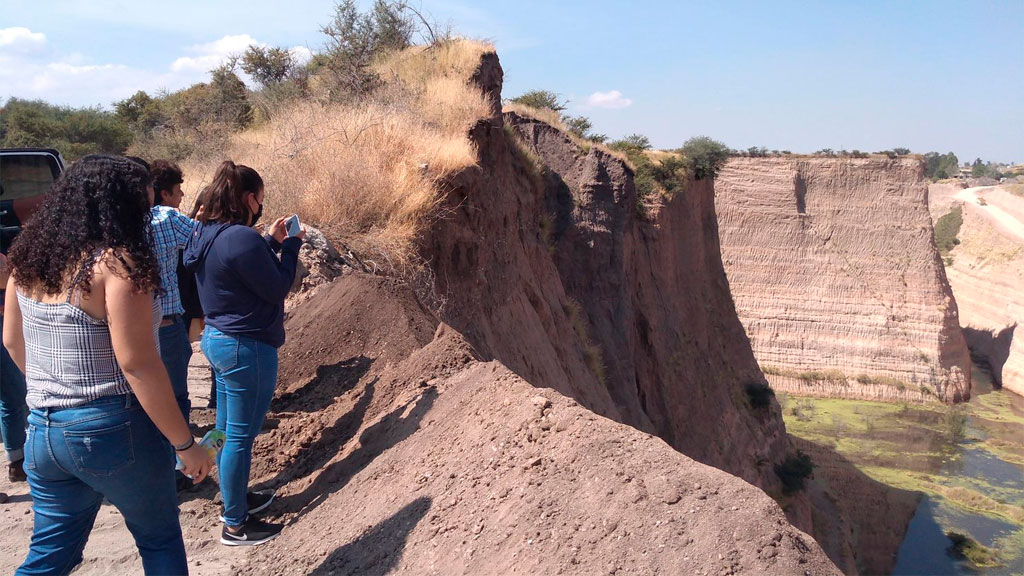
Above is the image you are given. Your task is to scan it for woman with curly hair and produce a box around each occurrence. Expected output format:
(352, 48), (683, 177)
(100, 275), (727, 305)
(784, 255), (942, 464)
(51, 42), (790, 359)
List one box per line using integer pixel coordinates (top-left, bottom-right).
(2, 155), (212, 575)
(184, 160), (303, 546)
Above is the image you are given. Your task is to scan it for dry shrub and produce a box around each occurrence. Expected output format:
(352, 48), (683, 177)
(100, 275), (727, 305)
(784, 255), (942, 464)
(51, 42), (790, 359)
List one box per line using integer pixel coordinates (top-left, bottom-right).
(180, 39), (493, 274)
(375, 40), (494, 88)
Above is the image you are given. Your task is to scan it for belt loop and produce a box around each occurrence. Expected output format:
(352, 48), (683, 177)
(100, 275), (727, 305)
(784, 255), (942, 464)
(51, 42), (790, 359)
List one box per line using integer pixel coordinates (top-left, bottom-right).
(124, 394), (133, 409)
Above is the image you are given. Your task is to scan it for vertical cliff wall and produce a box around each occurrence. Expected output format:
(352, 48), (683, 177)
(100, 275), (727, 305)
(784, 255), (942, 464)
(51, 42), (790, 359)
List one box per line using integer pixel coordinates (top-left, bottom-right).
(421, 109), (797, 494)
(716, 158), (971, 402)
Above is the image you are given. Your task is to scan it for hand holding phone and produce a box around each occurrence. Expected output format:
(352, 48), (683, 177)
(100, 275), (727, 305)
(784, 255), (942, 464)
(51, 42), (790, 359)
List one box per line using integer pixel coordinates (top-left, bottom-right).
(285, 214), (301, 238)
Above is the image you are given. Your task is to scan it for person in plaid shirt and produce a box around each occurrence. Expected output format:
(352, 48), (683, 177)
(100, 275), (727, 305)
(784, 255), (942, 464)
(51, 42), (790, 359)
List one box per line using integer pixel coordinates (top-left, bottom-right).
(149, 160), (197, 491)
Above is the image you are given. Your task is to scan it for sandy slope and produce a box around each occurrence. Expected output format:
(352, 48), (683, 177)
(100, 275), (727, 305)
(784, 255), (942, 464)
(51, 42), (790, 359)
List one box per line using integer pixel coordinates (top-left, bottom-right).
(930, 183), (1024, 397)
(954, 186), (1024, 242)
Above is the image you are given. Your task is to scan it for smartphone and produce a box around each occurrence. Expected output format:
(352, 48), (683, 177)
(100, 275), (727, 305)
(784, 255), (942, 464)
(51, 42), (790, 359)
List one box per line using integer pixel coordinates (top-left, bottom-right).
(285, 214), (301, 237)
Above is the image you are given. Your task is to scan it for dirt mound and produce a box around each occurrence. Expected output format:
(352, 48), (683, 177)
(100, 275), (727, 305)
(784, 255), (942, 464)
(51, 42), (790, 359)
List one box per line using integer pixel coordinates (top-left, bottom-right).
(252, 274), (838, 575)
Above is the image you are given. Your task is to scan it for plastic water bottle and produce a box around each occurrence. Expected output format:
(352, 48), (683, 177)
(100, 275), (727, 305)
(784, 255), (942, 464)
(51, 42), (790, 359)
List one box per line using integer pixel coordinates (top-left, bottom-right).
(175, 429), (226, 471)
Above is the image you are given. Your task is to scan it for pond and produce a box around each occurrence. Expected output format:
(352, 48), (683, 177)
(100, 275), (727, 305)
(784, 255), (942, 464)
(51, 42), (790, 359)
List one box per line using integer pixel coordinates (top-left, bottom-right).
(782, 367), (1024, 575)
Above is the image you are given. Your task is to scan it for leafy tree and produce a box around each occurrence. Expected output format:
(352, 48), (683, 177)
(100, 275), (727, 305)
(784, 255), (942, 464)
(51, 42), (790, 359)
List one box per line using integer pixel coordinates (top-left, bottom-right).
(114, 91), (165, 132)
(210, 64), (254, 128)
(320, 0), (415, 95)
(609, 133), (651, 152)
(924, 151), (960, 180)
(509, 90), (566, 112)
(680, 136), (730, 180)
(241, 46), (296, 87)
(562, 115), (605, 142)
(563, 115), (590, 139)
(893, 147), (911, 155)
(0, 98), (131, 160)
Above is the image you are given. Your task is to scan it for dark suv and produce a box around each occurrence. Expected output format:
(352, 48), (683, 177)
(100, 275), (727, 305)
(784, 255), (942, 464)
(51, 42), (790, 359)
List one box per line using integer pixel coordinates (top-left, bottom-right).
(0, 148), (65, 254)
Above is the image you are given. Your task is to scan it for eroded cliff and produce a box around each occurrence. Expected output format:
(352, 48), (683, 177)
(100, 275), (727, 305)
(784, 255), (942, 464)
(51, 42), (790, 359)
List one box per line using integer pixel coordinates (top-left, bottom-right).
(716, 157), (971, 403)
(0, 48), (843, 575)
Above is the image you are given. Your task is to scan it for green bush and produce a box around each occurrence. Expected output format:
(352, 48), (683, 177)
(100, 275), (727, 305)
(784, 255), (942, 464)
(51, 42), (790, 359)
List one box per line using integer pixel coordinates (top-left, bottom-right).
(946, 532), (1001, 568)
(319, 0), (415, 95)
(745, 382), (776, 409)
(609, 134), (651, 151)
(775, 450), (815, 495)
(509, 90), (566, 112)
(934, 205), (963, 256)
(945, 405), (968, 445)
(241, 46), (296, 87)
(1, 98), (132, 161)
(563, 115), (605, 143)
(680, 136), (729, 180)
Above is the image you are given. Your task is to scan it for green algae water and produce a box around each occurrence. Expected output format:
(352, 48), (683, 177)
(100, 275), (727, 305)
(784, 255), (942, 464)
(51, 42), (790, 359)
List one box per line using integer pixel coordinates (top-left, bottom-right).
(782, 367), (1024, 575)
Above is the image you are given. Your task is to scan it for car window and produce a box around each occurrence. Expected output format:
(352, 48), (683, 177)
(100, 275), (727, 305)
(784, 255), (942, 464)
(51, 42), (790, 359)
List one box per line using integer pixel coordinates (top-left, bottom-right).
(0, 153), (61, 200)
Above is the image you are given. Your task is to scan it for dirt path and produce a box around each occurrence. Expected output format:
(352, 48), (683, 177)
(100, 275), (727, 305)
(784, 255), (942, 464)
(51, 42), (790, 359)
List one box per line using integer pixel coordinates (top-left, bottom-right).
(955, 185), (1024, 243)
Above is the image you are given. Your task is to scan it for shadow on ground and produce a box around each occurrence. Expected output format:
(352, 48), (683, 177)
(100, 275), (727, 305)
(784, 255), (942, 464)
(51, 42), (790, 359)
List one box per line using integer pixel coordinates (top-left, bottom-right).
(791, 436), (922, 576)
(277, 386), (437, 524)
(310, 496), (431, 576)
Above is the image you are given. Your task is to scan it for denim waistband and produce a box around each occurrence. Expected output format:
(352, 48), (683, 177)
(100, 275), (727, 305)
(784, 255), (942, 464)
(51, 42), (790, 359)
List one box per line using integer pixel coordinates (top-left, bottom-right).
(32, 393), (137, 420)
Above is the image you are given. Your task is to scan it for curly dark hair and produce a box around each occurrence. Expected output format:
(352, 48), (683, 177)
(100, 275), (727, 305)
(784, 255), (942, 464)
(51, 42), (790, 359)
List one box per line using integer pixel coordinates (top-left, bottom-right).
(8, 155), (161, 296)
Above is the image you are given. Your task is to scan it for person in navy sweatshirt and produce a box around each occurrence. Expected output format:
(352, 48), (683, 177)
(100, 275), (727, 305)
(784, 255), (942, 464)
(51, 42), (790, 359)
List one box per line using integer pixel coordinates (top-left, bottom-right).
(183, 160), (303, 546)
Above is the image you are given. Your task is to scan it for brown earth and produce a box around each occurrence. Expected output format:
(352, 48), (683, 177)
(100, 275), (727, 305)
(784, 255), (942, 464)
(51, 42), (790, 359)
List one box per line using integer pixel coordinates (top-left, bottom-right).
(1, 274), (840, 575)
(716, 157), (971, 403)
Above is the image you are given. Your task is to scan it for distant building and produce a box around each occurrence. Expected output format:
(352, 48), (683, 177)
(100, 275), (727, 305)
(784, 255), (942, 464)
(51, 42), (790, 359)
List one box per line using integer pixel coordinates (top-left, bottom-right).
(958, 166), (972, 179)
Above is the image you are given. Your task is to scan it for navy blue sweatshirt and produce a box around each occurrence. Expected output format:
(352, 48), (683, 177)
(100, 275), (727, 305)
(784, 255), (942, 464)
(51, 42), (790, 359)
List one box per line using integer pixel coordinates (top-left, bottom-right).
(182, 222), (302, 348)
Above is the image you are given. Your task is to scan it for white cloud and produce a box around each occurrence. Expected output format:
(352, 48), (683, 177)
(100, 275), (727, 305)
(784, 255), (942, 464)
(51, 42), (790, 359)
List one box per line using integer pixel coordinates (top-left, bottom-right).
(171, 34), (264, 73)
(0, 32), (306, 107)
(289, 46), (313, 66)
(584, 90), (633, 110)
(0, 27), (46, 51)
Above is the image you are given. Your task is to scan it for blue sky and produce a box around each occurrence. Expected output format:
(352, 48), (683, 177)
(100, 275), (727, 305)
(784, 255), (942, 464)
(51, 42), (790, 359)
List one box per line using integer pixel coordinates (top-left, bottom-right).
(2, 0), (1021, 162)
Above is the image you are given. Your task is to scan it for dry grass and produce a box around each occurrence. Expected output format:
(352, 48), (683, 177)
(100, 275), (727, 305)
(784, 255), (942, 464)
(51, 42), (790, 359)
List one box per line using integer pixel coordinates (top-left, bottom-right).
(375, 39), (494, 87)
(181, 39), (493, 273)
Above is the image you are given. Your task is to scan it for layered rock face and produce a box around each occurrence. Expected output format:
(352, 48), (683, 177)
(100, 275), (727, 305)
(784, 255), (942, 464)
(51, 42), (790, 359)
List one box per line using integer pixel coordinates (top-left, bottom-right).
(716, 157), (971, 402)
(929, 183), (1024, 396)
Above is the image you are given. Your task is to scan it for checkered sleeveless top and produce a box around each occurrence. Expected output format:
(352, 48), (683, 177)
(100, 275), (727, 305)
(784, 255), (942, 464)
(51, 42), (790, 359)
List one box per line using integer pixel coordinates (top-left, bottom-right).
(17, 255), (160, 410)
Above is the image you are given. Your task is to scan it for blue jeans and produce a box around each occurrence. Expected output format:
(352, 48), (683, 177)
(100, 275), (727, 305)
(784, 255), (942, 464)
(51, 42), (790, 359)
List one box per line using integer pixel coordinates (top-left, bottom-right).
(201, 327), (278, 527)
(18, 394), (186, 576)
(158, 316), (192, 422)
(1, 321), (28, 462)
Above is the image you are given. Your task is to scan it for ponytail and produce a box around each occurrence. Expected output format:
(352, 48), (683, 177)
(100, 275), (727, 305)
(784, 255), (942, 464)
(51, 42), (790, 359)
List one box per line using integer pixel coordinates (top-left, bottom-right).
(195, 160), (264, 224)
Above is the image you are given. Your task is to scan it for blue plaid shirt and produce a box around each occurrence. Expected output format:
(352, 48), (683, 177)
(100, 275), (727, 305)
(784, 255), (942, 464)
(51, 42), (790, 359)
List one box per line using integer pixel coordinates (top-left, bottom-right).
(150, 205), (195, 317)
